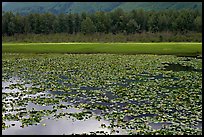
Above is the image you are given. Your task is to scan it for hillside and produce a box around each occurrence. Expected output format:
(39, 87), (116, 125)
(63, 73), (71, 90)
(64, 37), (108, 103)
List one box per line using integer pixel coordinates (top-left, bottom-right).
(2, 2), (202, 14)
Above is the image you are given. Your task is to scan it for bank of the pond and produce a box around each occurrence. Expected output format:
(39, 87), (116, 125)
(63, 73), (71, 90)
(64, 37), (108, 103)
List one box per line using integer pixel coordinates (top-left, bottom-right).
(2, 42), (202, 56)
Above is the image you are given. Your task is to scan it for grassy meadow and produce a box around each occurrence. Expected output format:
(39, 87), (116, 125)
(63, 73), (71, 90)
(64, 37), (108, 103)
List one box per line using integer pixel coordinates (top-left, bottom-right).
(2, 42), (202, 56)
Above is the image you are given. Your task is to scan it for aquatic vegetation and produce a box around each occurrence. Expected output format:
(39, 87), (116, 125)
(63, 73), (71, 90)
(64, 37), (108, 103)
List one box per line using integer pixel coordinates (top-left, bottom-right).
(2, 53), (202, 135)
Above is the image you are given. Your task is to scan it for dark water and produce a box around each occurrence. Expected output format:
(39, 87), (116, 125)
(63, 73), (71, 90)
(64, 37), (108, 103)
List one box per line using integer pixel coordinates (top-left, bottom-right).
(2, 79), (127, 135)
(162, 63), (202, 72)
(2, 60), (202, 135)
(3, 117), (124, 135)
(176, 55), (202, 60)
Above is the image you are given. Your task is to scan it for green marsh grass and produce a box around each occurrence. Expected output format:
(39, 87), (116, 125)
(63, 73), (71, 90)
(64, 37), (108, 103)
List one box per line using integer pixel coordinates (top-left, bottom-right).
(2, 42), (202, 56)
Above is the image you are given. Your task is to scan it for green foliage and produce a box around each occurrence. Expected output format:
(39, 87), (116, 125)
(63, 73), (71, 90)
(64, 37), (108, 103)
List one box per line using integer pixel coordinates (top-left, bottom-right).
(193, 16), (202, 32)
(81, 17), (96, 34)
(2, 43), (202, 56)
(2, 9), (202, 36)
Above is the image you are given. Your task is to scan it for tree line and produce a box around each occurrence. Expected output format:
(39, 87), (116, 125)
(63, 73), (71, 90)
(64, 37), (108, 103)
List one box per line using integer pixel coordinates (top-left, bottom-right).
(2, 9), (202, 36)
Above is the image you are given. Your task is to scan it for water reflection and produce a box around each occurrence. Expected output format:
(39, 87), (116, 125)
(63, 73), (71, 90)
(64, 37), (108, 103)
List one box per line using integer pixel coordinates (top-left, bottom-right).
(2, 78), (127, 135)
(148, 122), (172, 130)
(2, 116), (125, 135)
(163, 63), (202, 72)
(2, 62), (202, 135)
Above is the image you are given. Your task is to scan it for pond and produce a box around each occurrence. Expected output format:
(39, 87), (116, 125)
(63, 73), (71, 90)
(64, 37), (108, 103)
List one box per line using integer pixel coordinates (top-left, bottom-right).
(2, 53), (202, 135)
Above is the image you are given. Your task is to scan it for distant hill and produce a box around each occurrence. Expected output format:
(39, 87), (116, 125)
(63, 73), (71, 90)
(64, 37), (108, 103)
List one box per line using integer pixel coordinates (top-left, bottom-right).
(2, 2), (202, 14)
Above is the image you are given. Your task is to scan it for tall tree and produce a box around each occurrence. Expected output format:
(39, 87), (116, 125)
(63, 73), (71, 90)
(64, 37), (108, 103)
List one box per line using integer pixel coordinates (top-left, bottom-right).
(148, 12), (159, 33)
(67, 13), (74, 34)
(194, 16), (202, 32)
(57, 14), (68, 33)
(94, 11), (106, 33)
(81, 17), (96, 34)
(73, 13), (81, 34)
(126, 19), (140, 34)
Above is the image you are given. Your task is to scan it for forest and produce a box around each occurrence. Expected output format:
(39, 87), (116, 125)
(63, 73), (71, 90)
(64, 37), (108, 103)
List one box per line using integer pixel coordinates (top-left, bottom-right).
(2, 9), (202, 37)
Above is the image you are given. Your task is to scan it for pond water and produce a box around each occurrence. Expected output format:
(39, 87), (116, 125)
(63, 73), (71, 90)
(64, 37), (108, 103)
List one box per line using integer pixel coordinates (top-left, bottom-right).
(163, 63), (202, 72)
(2, 54), (202, 135)
(2, 79), (127, 135)
(3, 116), (125, 135)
